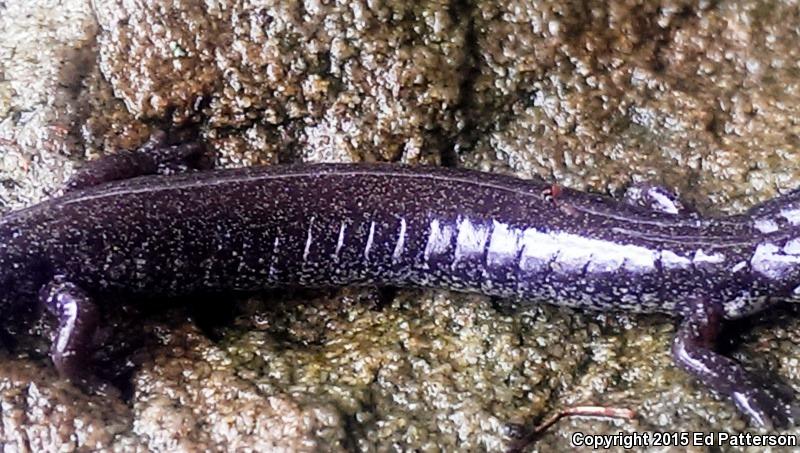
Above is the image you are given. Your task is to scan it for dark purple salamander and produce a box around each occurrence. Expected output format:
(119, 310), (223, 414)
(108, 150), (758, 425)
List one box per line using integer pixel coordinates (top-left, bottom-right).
(1, 135), (800, 430)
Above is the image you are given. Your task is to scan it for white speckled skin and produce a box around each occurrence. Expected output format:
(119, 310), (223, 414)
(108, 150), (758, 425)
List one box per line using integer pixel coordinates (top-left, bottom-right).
(0, 163), (796, 317)
(1, 161), (799, 428)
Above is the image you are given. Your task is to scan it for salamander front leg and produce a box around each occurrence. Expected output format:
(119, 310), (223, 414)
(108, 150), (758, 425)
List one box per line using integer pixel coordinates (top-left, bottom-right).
(39, 278), (100, 384)
(65, 130), (213, 191)
(624, 182), (694, 215)
(672, 297), (800, 428)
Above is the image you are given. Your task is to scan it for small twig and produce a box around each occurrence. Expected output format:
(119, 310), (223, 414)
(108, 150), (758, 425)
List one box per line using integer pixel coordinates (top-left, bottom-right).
(507, 405), (637, 453)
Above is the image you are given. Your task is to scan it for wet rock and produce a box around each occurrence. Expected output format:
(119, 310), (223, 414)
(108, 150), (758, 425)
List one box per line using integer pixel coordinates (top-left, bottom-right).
(2, 0), (800, 451)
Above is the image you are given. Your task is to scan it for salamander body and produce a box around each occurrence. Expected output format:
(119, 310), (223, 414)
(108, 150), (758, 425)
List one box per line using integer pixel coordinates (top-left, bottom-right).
(1, 139), (799, 430)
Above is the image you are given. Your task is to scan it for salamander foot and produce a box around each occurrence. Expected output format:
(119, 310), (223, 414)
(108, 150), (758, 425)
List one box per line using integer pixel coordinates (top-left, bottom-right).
(65, 130), (214, 191)
(672, 297), (800, 428)
(623, 182), (694, 215)
(40, 277), (100, 386)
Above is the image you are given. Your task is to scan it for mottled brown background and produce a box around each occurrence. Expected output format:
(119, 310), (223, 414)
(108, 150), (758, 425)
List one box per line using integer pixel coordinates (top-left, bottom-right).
(1, 0), (800, 451)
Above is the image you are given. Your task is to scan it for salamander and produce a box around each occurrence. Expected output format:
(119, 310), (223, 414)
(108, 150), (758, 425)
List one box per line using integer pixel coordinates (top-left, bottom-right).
(1, 135), (799, 429)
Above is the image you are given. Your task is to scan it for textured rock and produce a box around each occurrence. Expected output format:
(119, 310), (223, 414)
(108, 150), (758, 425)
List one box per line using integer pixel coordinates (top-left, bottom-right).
(464, 0), (800, 213)
(1, 0), (800, 451)
(94, 0), (466, 164)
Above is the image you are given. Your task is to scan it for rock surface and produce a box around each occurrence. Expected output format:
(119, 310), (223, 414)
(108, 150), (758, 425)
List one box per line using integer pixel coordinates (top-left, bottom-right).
(2, 0), (800, 451)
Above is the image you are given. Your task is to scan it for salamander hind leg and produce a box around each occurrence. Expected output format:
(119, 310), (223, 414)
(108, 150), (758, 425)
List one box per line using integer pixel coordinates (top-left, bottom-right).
(623, 182), (695, 215)
(39, 277), (100, 386)
(672, 296), (800, 428)
(65, 130), (213, 191)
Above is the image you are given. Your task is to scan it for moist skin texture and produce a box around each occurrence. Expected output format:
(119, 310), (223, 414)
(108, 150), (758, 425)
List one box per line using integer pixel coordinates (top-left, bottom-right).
(2, 147), (800, 439)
